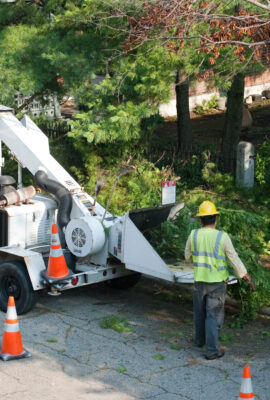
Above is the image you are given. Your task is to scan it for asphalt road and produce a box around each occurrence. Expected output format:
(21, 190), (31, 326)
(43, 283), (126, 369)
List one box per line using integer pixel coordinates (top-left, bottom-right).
(0, 277), (269, 400)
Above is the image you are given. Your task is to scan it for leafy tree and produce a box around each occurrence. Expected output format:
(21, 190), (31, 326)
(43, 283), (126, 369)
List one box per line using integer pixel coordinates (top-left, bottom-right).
(0, 0), (105, 109)
(1, 0), (269, 150)
(119, 0), (269, 155)
(57, 0), (269, 162)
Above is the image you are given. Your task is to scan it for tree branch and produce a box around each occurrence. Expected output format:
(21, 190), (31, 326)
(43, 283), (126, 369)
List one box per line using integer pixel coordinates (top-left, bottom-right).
(17, 92), (42, 112)
(244, 0), (270, 11)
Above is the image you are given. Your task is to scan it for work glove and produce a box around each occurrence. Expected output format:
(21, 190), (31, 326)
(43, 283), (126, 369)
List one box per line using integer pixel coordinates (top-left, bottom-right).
(242, 273), (256, 292)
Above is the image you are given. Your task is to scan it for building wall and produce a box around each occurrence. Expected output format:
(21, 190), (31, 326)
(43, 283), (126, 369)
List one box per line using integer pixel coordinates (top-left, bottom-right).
(159, 68), (270, 118)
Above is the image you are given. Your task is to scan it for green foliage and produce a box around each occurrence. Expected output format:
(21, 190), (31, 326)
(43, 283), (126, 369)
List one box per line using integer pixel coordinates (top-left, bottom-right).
(47, 338), (58, 343)
(170, 344), (181, 350)
(148, 207), (199, 260)
(218, 208), (267, 255)
(255, 141), (270, 189)
(99, 315), (133, 333)
(70, 45), (175, 145)
(72, 98), (155, 144)
(70, 143), (174, 215)
(260, 330), (270, 340)
(219, 333), (233, 344)
(194, 95), (218, 115)
(153, 353), (165, 360)
(171, 148), (220, 191)
(117, 365), (127, 373)
(0, 1), (107, 108)
(175, 155), (205, 190)
(202, 159), (234, 193)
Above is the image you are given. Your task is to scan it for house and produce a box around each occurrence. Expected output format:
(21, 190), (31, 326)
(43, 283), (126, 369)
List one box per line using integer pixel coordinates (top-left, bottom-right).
(14, 93), (61, 119)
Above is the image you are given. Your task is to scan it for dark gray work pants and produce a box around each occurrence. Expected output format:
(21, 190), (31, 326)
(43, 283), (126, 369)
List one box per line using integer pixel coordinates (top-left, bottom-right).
(193, 281), (226, 356)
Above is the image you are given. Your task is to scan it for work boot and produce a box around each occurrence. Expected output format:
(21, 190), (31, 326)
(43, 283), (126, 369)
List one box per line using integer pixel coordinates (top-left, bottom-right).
(205, 350), (225, 360)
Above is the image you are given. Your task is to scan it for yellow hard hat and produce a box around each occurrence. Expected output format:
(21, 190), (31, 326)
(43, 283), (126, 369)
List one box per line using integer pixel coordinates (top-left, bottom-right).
(197, 201), (219, 217)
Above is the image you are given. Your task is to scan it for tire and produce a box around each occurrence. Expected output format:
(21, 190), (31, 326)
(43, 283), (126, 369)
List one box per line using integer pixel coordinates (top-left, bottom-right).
(0, 261), (38, 315)
(107, 273), (141, 289)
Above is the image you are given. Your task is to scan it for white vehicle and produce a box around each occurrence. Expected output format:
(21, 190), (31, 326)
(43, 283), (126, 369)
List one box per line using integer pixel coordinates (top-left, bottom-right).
(0, 105), (198, 314)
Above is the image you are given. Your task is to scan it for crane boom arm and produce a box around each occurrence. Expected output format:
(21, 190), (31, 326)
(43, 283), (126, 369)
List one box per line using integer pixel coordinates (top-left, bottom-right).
(0, 108), (79, 191)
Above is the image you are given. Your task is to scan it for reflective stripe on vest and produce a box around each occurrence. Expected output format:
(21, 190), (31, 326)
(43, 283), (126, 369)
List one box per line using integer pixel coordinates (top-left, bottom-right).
(192, 229), (227, 271)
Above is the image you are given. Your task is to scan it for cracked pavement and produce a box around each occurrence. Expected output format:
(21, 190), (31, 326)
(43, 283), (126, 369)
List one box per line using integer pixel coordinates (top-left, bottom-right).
(0, 277), (269, 400)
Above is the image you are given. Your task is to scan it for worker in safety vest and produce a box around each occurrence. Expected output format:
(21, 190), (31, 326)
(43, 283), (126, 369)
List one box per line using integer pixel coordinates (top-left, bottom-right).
(185, 200), (255, 360)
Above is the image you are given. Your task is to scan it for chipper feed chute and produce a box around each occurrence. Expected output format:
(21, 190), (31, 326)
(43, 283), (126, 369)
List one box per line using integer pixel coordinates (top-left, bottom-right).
(121, 205), (195, 284)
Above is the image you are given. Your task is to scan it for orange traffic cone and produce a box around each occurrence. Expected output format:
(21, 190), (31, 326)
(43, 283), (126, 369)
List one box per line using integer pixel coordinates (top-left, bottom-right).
(0, 296), (31, 361)
(45, 224), (71, 280)
(238, 365), (254, 400)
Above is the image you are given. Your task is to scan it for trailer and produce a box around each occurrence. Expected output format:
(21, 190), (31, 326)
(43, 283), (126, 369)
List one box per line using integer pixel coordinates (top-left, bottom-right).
(0, 105), (235, 314)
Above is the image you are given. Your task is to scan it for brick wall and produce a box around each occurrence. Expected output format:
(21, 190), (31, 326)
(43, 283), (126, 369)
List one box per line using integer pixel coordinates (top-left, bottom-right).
(244, 69), (270, 87)
(189, 68), (270, 96)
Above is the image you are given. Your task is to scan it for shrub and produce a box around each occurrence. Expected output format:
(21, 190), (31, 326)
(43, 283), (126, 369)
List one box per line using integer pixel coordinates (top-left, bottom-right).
(194, 95), (218, 115)
(255, 140), (270, 190)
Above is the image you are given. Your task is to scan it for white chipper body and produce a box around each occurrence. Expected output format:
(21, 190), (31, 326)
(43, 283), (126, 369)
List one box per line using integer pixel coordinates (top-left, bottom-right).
(0, 105), (199, 314)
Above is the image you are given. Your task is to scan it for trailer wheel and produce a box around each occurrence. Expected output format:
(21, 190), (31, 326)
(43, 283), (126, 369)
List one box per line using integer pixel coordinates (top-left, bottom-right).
(0, 261), (38, 315)
(107, 273), (141, 289)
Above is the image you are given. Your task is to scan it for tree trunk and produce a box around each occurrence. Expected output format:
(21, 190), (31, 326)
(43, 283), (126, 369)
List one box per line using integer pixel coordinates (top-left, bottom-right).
(175, 70), (192, 151)
(221, 73), (245, 173)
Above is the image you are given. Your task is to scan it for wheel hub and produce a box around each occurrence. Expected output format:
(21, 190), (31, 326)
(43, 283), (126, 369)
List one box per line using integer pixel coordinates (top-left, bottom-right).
(4, 277), (21, 299)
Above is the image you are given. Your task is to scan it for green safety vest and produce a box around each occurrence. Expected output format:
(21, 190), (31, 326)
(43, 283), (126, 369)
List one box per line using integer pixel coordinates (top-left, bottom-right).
(190, 228), (229, 283)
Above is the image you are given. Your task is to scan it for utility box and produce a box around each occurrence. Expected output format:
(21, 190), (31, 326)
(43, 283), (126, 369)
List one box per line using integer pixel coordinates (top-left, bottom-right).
(236, 141), (254, 188)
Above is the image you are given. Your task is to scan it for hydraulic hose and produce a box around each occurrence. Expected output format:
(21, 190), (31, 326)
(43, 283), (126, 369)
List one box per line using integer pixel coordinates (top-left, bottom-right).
(34, 170), (72, 230)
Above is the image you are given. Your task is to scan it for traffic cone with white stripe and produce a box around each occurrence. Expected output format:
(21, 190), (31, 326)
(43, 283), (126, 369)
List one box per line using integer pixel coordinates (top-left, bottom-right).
(238, 365), (254, 400)
(45, 224), (71, 280)
(0, 296), (31, 361)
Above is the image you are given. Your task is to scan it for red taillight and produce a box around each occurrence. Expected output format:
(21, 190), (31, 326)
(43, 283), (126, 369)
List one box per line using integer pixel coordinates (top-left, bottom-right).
(71, 276), (79, 286)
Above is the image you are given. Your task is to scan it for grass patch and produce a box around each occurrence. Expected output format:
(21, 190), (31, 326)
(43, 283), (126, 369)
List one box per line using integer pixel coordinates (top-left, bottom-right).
(57, 348), (65, 354)
(219, 334), (233, 344)
(154, 291), (180, 304)
(47, 338), (58, 343)
(170, 344), (181, 350)
(164, 330), (184, 339)
(153, 353), (165, 360)
(183, 318), (192, 324)
(175, 331), (184, 337)
(260, 330), (270, 340)
(117, 365), (127, 373)
(99, 315), (133, 333)
(179, 293), (193, 302)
